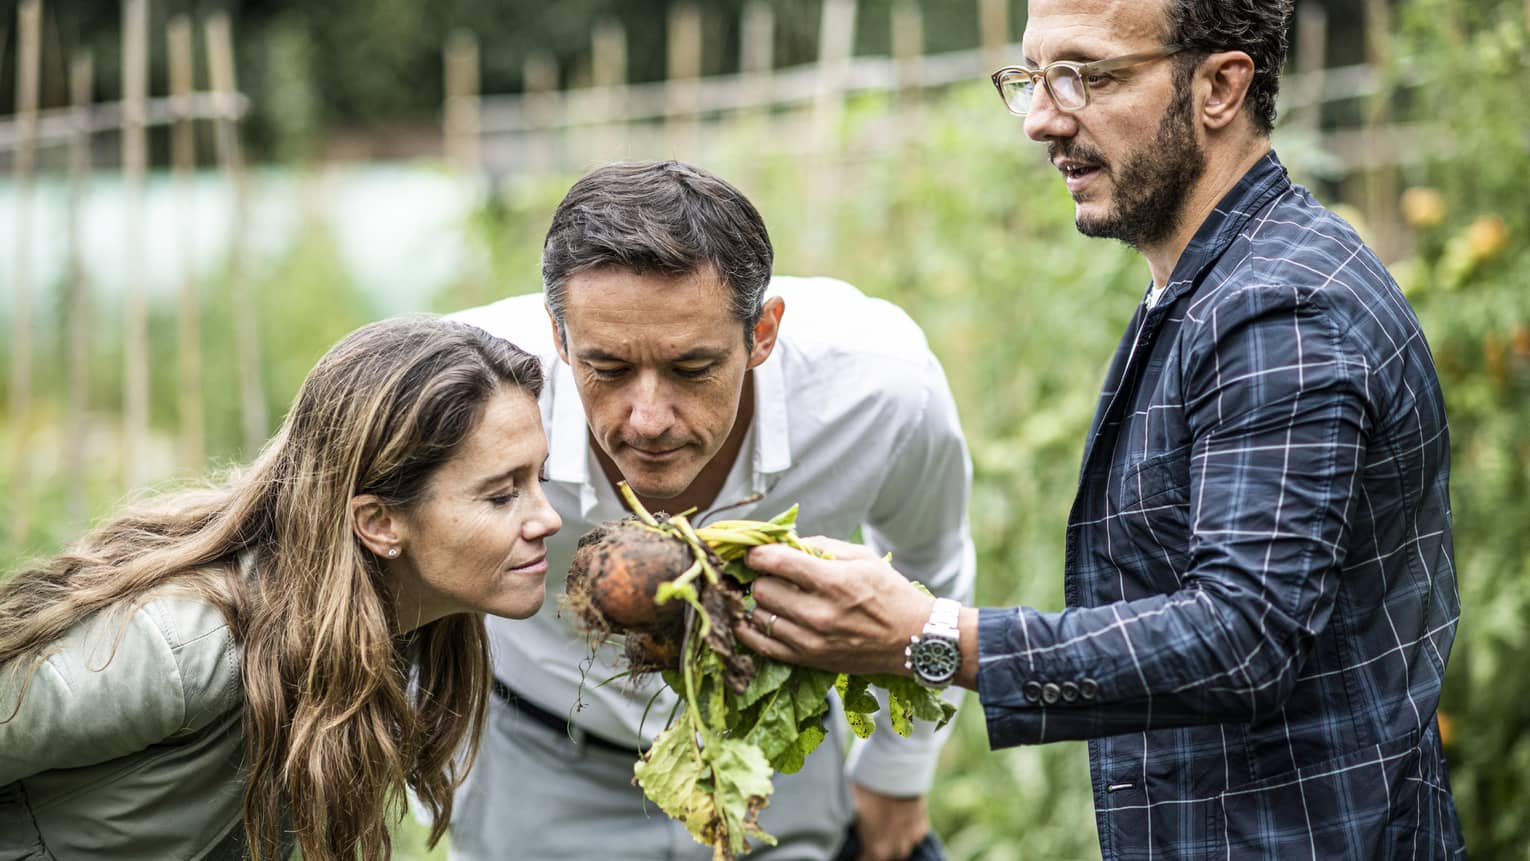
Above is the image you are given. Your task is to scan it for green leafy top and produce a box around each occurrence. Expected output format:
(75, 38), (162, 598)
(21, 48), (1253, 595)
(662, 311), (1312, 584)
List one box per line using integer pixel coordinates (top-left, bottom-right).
(617, 484), (956, 859)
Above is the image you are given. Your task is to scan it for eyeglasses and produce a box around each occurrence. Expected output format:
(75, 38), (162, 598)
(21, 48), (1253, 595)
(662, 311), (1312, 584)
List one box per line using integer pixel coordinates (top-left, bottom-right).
(990, 44), (1186, 115)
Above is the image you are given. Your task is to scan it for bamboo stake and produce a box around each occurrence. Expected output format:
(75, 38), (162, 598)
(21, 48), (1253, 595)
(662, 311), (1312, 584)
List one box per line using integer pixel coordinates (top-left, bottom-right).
(9, 0), (41, 546)
(65, 51), (94, 529)
(444, 28), (480, 173)
(807, 0), (857, 267)
(122, 0), (151, 491)
(522, 52), (559, 173)
(739, 2), (773, 80)
(739, 0), (773, 124)
(665, 2), (702, 159)
(207, 12), (268, 453)
(892, 0), (924, 134)
(169, 14), (204, 473)
(734, 3), (774, 190)
(590, 18), (627, 161)
(1290, 3), (1326, 134)
(979, 0), (1010, 74)
(1362, 0), (1398, 259)
(812, 0), (856, 150)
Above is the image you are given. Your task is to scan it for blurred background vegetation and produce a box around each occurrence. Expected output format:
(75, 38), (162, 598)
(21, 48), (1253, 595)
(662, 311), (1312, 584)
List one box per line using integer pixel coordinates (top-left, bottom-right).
(2, 0), (1528, 858)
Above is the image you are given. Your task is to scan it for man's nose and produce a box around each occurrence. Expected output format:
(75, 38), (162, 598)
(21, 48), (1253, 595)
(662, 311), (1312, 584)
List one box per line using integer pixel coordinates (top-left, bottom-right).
(1023, 80), (1077, 142)
(627, 375), (675, 438)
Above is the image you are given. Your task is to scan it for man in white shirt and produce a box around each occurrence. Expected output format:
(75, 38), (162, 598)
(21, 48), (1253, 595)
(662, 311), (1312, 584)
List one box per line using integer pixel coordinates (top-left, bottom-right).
(447, 161), (974, 861)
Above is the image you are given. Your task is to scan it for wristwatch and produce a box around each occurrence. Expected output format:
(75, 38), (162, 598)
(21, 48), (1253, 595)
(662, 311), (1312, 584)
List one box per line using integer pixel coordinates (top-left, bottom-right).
(904, 597), (962, 688)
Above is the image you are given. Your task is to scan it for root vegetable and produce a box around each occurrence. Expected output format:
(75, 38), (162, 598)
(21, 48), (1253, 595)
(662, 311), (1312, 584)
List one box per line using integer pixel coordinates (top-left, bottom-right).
(565, 518), (695, 637)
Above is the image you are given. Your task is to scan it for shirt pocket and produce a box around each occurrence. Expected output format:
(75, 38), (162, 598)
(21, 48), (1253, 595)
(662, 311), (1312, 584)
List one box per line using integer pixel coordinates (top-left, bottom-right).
(1113, 447), (1194, 592)
(0, 783), (49, 860)
(1117, 446), (1192, 513)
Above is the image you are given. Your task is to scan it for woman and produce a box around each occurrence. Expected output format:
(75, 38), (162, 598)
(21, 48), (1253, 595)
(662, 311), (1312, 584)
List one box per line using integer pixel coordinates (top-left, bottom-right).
(0, 317), (561, 860)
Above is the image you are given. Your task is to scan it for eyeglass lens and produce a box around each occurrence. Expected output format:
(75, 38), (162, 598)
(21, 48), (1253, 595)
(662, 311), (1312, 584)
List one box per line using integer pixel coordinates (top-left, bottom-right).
(1045, 66), (1087, 110)
(1000, 65), (1088, 114)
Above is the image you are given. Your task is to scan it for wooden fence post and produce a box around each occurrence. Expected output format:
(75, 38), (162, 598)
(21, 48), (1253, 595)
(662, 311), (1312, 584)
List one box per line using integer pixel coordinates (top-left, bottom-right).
(523, 52), (559, 173)
(590, 18), (628, 161)
(122, 0), (152, 491)
(812, 0), (856, 152)
(169, 14), (204, 474)
(207, 11), (268, 454)
(892, 0), (924, 136)
(979, 0), (1010, 73)
(1362, 0), (1398, 259)
(740, 2), (773, 82)
(64, 51), (94, 529)
(1289, 3), (1327, 135)
(444, 29), (481, 174)
(666, 2), (703, 160)
(804, 0), (857, 267)
(9, 0), (41, 545)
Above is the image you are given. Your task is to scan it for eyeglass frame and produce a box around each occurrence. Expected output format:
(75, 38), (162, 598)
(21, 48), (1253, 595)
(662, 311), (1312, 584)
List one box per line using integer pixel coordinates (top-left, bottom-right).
(989, 44), (1187, 116)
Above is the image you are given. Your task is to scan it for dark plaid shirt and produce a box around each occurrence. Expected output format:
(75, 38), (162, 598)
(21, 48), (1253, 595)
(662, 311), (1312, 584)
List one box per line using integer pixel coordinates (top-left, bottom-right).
(976, 152), (1465, 859)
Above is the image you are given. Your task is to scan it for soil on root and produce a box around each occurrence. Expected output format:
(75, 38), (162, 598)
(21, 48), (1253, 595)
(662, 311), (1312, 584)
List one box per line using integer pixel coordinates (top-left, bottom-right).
(563, 515), (755, 692)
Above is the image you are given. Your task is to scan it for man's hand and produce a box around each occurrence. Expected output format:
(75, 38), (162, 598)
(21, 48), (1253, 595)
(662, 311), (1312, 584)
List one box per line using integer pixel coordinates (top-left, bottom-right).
(850, 783), (930, 861)
(734, 536), (933, 676)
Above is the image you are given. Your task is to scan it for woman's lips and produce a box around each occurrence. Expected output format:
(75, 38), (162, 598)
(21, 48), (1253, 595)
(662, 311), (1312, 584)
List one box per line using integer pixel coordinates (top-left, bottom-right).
(508, 557), (548, 577)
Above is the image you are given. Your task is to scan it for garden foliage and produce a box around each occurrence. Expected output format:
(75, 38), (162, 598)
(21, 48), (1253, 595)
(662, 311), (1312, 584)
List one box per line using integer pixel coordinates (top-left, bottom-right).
(2, 1), (1527, 857)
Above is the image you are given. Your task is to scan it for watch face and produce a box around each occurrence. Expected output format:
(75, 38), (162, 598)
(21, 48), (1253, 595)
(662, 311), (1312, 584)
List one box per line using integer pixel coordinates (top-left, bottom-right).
(912, 636), (960, 684)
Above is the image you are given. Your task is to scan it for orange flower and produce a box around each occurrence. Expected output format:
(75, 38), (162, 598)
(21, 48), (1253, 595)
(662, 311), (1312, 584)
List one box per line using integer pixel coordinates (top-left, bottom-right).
(1437, 711), (1454, 748)
(1401, 187), (1446, 228)
(1466, 215), (1510, 262)
(1512, 325), (1530, 359)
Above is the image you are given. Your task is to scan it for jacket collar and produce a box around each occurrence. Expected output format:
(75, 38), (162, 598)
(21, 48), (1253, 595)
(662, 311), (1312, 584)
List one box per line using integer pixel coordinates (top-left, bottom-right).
(1151, 150), (1292, 312)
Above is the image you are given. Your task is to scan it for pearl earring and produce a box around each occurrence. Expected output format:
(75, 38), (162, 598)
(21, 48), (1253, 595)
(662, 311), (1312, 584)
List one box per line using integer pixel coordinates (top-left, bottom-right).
(387, 547), (400, 558)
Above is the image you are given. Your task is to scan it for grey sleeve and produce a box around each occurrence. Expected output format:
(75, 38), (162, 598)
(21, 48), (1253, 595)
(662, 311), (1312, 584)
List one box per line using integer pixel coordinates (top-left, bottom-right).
(0, 599), (237, 786)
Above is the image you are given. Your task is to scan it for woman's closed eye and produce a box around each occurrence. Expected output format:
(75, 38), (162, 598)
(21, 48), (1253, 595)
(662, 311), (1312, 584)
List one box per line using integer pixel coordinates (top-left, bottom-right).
(487, 489), (521, 507)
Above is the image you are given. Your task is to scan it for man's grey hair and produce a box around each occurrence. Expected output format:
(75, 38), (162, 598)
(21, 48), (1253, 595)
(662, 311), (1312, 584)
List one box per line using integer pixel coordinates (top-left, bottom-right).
(541, 161), (774, 350)
(1165, 0), (1295, 134)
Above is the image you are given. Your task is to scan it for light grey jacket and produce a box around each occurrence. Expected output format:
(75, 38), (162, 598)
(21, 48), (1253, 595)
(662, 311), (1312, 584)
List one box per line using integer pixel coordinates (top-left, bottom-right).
(0, 592), (250, 860)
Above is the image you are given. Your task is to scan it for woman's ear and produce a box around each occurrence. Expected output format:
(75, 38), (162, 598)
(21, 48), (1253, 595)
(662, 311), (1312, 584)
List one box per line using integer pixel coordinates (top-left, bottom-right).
(352, 494), (404, 559)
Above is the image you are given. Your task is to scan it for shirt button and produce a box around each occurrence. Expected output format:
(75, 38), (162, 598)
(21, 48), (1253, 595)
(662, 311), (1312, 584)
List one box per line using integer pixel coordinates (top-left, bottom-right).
(1042, 683), (1061, 704)
(1060, 681), (1079, 703)
(1023, 681), (1044, 703)
(1080, 678), (1100, 701)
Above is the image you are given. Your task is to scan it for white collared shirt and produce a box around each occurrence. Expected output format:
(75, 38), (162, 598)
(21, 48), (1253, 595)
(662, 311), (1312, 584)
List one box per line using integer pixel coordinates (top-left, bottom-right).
(450, 275), (975, 797)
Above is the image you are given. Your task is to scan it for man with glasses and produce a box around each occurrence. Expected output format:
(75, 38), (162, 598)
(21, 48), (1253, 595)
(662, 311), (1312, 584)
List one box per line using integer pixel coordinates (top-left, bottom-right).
(738, 0), (1465, 857)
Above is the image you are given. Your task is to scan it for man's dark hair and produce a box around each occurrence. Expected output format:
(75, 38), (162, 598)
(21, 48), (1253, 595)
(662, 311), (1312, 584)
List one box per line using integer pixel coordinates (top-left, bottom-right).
(541, 160), (774, 349)
(1164, 0), (1295, 135)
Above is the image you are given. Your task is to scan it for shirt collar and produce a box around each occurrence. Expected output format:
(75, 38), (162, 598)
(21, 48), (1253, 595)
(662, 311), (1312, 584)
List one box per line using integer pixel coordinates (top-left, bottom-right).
(542, 346), (796, 508)
(752, 347), (793, 477)
(545, 358), (591, 486)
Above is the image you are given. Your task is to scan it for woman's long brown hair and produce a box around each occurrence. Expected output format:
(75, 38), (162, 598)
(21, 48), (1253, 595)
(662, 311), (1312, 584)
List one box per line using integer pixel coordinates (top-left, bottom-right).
(0, 317), (543, 860)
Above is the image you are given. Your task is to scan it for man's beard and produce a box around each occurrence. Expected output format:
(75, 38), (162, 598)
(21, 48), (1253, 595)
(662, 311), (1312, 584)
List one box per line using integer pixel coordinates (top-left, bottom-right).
(1052, 86), (1206, 249)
